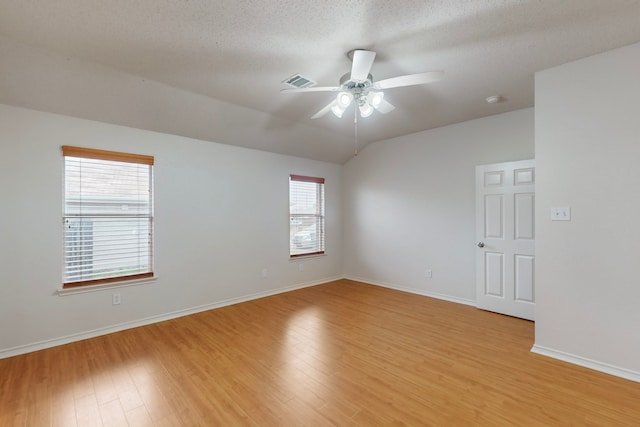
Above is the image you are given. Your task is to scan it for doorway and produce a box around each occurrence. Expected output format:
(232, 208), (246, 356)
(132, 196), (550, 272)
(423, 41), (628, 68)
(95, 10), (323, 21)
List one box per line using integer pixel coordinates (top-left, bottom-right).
(475, 160), (535, 320)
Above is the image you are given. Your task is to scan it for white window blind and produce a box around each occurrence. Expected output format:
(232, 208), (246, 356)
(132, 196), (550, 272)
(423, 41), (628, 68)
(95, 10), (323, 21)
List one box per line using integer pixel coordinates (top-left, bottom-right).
(62, 146), (154, 288)
(289, 175), (325, 257)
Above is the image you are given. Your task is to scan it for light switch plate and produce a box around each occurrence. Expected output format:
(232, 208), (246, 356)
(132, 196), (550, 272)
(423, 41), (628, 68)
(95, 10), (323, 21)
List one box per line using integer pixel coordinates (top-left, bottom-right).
(551, 207), (571, 221)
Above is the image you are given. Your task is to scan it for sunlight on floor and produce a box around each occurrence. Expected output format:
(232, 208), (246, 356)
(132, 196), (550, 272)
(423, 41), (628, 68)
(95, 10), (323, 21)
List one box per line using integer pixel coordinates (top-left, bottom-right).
(282, 307), (329, 400)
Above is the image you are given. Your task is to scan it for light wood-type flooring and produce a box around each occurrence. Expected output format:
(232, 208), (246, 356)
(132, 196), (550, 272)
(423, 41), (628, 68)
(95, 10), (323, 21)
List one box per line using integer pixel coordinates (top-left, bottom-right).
(1, 279), (639, 426)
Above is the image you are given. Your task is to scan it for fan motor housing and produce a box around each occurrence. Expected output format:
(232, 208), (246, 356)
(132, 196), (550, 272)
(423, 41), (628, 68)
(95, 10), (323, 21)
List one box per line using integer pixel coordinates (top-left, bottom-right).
(340, 72), (372, 89)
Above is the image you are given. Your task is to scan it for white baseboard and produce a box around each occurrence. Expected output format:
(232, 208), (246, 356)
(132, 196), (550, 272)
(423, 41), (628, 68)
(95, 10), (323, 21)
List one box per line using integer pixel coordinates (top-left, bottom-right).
(0, 276), (341, 359)
(342, 275), (476, 307)
(531, 344), (640, 384)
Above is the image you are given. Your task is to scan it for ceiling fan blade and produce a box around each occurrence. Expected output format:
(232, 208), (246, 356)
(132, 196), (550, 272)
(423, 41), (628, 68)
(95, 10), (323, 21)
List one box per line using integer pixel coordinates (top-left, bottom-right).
(373, 71), (444, 90)
(281, 86), (341, 93)
(350, 50), (376, 82)
(311, 100), (337, 119)
(374, 99), (395, 114)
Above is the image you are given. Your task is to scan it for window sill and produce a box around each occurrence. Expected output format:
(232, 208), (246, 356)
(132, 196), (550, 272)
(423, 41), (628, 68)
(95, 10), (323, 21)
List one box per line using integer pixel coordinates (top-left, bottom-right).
(289, 253), (327, 261)
(56, 276), (157, 296)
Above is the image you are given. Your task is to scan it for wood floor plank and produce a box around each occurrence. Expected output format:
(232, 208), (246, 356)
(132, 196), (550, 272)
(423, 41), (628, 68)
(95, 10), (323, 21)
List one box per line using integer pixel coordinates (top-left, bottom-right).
(50, 385), (78, 427)
(74, 394), (102, 427)
(1, 279), (639, 426)
(124, 405), (154, 427)
(98, 399), (127, 427)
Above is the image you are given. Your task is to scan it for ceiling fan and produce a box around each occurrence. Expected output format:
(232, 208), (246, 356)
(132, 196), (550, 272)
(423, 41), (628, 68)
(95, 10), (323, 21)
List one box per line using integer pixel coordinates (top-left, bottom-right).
(282, 49), (444, 119)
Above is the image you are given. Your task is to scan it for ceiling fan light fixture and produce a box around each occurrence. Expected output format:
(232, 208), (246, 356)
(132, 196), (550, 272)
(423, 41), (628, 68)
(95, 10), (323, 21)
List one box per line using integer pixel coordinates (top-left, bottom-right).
(359, 102), (374, 118)
(336, 91), (354, 109)
(283, 49), (443, 122)
(368, 91), (384, 107)
(331, 103), (345, 118)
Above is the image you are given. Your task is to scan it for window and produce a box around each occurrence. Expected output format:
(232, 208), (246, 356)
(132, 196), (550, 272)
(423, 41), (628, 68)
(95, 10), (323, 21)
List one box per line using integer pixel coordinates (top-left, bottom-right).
(62, 146), (154, 288)
(289, 174), (325, 257)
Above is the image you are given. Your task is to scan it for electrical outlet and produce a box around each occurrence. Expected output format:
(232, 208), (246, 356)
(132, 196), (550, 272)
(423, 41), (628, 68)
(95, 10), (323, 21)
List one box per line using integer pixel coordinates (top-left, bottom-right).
(261, 268), (268, 278)
(299, 263), (304, 272)
(112, 293), (121, 305)
(426, 269), (433, 279)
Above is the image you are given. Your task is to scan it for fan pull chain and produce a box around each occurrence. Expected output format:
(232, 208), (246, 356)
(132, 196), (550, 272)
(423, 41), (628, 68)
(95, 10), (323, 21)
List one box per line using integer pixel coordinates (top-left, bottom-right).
(354, 107), (358, 156)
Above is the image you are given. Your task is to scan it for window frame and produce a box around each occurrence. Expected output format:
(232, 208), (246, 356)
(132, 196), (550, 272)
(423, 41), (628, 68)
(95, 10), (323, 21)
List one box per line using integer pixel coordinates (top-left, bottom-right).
(289, 174), (325, 258)
(61, 146), (154, 289)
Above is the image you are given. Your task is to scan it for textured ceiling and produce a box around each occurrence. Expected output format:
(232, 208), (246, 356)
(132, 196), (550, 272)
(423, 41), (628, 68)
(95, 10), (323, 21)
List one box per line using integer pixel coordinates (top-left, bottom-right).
(1, 0), (640, 163)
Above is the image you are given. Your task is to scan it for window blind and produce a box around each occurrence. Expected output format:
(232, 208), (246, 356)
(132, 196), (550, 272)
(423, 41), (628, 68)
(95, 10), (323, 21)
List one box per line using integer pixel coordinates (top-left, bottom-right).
(289, 175), (325, 257)
(62, 146), (154, 287)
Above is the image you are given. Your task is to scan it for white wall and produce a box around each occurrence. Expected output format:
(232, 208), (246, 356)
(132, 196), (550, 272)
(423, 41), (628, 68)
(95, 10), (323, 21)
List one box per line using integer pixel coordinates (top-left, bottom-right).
(0, 104), (342, 357)
(342, 109), (534, 303)
(534, 42), (640, 379)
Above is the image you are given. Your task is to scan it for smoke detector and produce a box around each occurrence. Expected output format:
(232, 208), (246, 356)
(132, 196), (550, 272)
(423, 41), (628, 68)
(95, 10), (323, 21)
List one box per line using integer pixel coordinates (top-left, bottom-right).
(485, 95), (504, 104)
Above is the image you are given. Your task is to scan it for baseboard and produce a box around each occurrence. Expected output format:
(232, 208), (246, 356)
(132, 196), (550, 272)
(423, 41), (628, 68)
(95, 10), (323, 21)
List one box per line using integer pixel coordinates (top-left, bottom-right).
(343, 275), (476, 307)
(0, 275), (341, 359)
(531, 344), (640, 383)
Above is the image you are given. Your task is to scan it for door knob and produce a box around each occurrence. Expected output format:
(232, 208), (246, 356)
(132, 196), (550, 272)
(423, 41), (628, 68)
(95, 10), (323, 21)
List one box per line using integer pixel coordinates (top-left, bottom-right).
(477, 242), (485, 248)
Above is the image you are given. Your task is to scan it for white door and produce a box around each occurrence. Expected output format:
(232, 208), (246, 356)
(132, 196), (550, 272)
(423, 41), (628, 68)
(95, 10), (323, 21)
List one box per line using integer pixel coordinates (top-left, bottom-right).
(476, 160), (535, 321)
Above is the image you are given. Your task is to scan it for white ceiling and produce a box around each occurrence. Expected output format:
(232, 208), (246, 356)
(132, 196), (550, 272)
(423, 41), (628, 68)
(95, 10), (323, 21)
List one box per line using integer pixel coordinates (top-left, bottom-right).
(1, 0), (640, 163)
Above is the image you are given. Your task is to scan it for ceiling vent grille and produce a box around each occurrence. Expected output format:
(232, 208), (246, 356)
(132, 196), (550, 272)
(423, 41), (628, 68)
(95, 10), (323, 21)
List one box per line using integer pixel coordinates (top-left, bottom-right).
(283, 74), (317, 89)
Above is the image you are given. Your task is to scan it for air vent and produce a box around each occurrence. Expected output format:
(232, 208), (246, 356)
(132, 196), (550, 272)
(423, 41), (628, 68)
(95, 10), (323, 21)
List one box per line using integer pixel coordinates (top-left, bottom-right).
(282, 74), (317, 89)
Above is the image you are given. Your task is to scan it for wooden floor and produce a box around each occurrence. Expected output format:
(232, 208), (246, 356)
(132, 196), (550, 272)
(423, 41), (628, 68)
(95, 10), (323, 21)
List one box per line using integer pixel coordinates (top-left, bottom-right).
(1, 280), (639, 426)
